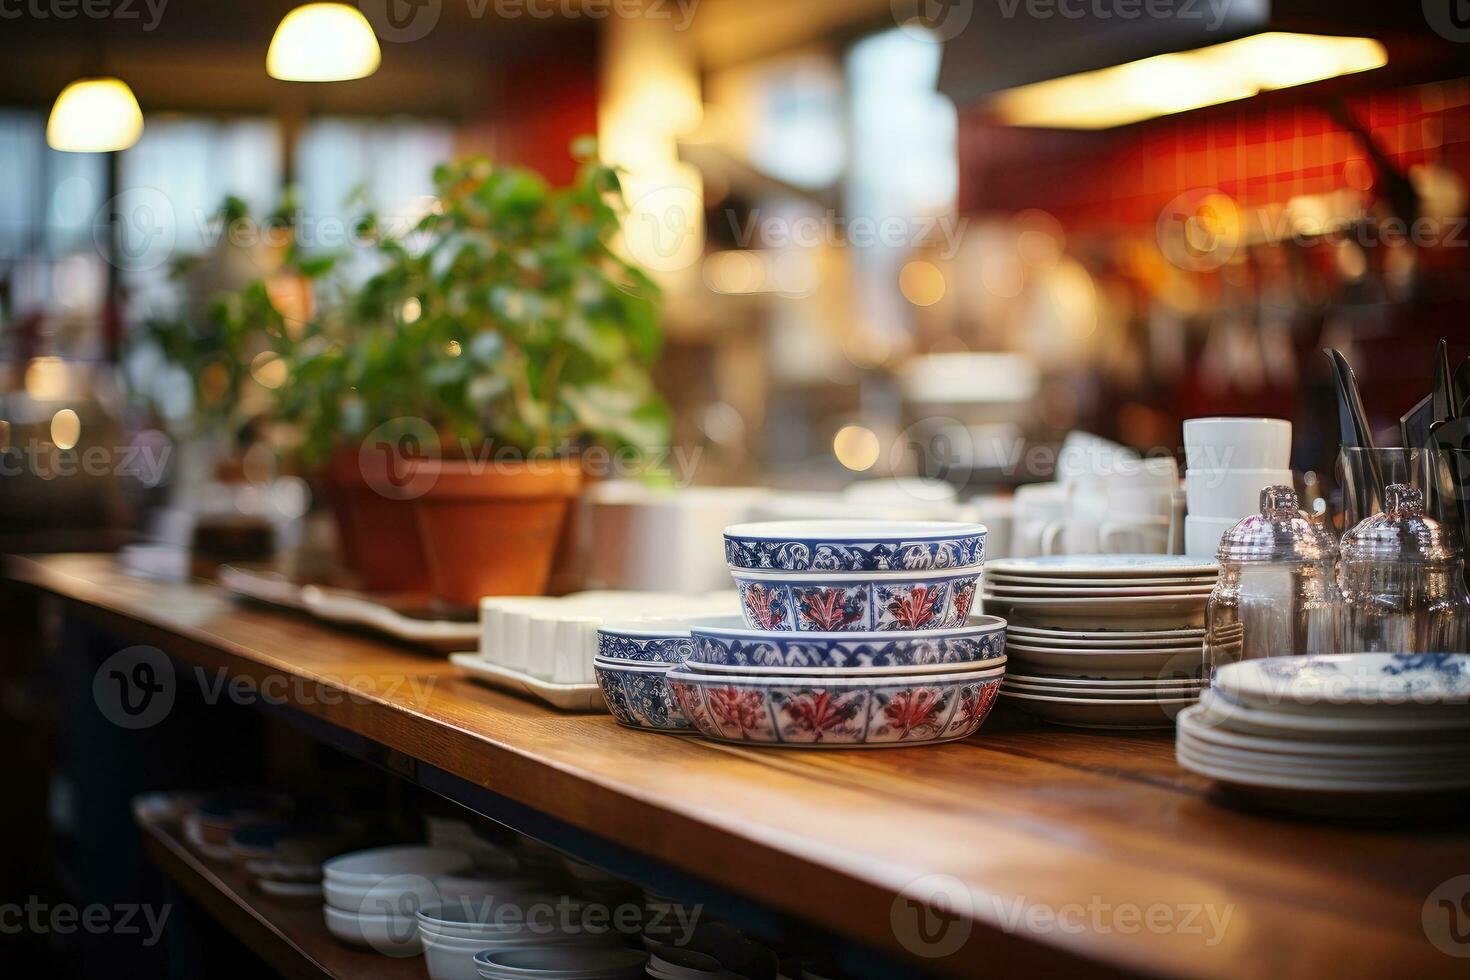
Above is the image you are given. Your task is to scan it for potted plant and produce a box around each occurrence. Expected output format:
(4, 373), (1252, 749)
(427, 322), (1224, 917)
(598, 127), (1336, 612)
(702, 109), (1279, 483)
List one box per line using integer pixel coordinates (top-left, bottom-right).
(277, 141), (670, 604)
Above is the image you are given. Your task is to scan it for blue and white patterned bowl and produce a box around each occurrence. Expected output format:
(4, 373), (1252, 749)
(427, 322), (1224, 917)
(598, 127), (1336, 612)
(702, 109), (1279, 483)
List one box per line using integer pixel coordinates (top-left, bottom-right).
(596, 615), (745, 665)
(593, 658), (691, 733)
(730, 566), (982, 632)
(724, 520), (986, 572)
(665, 665), (1004, 747)
(689, 615), (1006, 671)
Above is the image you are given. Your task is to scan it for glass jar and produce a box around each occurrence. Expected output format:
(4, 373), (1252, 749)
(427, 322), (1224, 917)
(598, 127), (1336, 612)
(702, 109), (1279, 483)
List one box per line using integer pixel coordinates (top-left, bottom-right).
(1204, 486), (1342, 674)
(1339, 483), (1470, 653)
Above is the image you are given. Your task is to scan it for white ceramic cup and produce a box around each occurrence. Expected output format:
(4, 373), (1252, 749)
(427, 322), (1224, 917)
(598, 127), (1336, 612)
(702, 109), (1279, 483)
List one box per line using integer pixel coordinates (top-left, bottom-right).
(1183, 417), (1291, 471)
(1013, 483), (1068, 557)
(1185, 514), (1239, 556)
(1185, 468), (1294, 520)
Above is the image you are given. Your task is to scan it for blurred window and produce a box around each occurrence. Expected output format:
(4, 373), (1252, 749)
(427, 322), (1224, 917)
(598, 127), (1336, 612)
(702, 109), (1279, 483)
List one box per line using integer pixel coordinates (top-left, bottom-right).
(295, 116), (455, 277)
(845, 27), (958, 337)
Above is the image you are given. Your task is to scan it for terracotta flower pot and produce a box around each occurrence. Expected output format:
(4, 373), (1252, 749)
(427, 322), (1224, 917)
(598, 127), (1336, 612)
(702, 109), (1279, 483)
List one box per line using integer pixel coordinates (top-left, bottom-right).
(326, 448), (434, 594)
(409, 457), (583, 607)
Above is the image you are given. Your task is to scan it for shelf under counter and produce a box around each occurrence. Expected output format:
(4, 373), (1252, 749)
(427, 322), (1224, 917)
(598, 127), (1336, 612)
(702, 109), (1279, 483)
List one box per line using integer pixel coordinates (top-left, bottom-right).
(135, 809), (423, 980)
(10, 553), (1468, 980)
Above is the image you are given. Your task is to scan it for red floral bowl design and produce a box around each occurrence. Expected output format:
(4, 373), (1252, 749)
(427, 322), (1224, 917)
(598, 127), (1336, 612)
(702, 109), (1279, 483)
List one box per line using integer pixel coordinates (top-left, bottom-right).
(664, 665), (1004, 748)
(730, 566), (983, 632)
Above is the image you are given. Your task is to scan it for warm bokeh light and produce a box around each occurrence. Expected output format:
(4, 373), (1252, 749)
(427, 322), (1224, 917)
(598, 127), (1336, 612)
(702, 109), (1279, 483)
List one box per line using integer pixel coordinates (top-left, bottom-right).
(250, 351), (288, 389)
(24, 357), (71, 400)
(46, 78), (143, 152)
(833, 424), (882, 471)
(899, 260), (946, 306)
(703, 250), (769, 294)
(992, 33), (1387, 130)
(401, 297), (422, 323)
(50, 409), (81, 451)
(267, 3), (382, 82)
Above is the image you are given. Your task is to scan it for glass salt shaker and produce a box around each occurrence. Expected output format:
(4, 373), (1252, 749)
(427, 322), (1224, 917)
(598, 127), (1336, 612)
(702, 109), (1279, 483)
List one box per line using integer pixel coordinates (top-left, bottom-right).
(1339, 483), (1470, 653)
(1204, 486), (1342, 675)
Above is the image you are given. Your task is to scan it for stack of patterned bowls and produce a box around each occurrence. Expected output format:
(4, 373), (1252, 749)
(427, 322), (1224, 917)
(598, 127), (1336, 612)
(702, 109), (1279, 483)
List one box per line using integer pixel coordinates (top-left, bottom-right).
(637, 520), (1006, 748)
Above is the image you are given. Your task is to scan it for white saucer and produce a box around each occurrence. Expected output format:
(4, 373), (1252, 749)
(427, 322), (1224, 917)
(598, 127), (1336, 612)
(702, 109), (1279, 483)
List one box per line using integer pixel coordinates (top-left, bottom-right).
(987, 555), (1219, 578)
(1007, 624), (1206, 641)
(987, 574), (1218, 588)
(986, 583), (1213, 598)
(1007, 647), (1202, 679)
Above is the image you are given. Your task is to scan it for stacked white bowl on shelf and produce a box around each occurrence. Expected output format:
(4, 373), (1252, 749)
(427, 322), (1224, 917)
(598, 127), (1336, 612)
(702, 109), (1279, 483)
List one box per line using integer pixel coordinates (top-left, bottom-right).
(983, 555), (1215, 728)
(1177, 653), (1470, 818)
(320, 845), (473, 956)
(597, 520), (1011, 747)
(1183, 417), (1293, 556)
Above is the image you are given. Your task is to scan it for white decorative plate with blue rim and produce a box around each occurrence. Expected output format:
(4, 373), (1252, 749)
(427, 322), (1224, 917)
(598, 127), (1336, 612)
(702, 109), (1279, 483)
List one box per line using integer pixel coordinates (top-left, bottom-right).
(1215, 653), (1470, 712)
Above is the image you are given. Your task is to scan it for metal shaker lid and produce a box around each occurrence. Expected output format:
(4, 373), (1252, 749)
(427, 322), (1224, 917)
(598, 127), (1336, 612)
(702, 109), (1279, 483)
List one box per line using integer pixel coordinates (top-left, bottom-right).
(1216, 485), (1334, 562)
(1340, 483), (1457, 564)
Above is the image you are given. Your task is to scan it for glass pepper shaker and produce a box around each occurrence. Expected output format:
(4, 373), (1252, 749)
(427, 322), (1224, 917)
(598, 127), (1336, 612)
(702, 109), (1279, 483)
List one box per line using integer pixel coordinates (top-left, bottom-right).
(1339, 483), (1470, 653)
(1204, 486), (1342, 675)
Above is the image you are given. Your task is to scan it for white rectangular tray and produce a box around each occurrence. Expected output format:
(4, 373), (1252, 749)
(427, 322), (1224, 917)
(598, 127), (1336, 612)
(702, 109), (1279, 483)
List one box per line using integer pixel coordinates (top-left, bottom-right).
(218, 564), (479, 653)
(450, 653), (607, 712)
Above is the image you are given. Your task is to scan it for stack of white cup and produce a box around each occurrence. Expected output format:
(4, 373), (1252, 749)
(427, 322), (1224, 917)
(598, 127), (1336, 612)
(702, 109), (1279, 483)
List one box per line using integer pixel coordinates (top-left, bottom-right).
(1183, 418), (1293, 556)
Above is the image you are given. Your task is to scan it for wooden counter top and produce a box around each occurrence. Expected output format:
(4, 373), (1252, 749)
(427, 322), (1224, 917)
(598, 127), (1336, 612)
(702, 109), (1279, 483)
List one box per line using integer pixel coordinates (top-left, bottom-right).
(10, 554), (1468, 979)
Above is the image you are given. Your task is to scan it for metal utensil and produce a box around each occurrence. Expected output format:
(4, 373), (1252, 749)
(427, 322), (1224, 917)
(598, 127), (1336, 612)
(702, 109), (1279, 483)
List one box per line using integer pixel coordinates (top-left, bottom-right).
(1325, 348), (1381, 516)
(1401, 393), (1436, 451)
(1455, 356), (1470, 416)
(1434, 340), (1457, 424)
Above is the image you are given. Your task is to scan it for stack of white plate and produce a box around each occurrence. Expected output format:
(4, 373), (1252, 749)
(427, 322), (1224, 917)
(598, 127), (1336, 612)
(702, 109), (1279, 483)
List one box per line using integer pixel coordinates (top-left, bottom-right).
(1002, 672), (1207, 729)
(1178, 654), (1470, 818)
(984, 555), (1215, 729)
(321, 846), (472, 956)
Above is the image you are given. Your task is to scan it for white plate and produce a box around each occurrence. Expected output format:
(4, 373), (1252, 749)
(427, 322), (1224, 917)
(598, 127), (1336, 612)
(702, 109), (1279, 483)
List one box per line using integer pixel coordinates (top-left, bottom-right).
(1176, 705), (1470, 759)
(450, 653), (607, 712)
(1177, 729), (1470, 777)
(1005, 681), (1203, 699)
(1000, 690), (1195, 728)
(986, 583), (1213, 598)
(1008, 672), (1204, 688)
(1197, 688), (1470, 736)
(1176, 742), (1470, 792)
(1215, 653), (1470, 710)
(1006, 636), (1203, 653)
(220, 564), (478, 653)
(1008, 648), (1202, 679)
(987, 555), (1219, 578)
(987, 594), (1206, 629)
(1175, 750), (1470, 819)
(1007, 623), (1205, 641)
(987, 574), (1217, 588)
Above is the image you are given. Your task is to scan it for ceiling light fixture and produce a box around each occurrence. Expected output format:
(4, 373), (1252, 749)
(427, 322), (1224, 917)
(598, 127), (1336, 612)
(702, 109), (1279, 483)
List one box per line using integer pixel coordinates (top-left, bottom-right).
(267, 3), (382, 82)
(46, 77), (144, 152)
(991, 33), (1387, 130)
